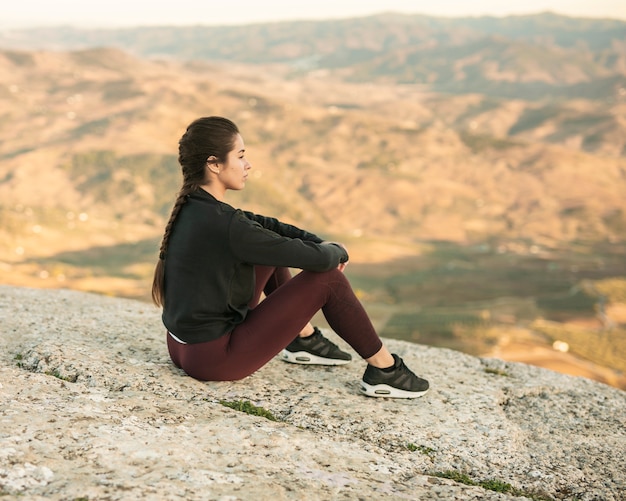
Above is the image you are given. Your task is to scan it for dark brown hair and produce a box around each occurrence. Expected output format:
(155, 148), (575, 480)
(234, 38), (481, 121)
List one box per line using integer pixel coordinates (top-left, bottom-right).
(151, 116), (239, 307)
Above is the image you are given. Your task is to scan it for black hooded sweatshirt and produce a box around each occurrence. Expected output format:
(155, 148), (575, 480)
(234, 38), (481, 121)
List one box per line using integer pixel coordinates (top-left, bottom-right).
(162, 188), (348, 343)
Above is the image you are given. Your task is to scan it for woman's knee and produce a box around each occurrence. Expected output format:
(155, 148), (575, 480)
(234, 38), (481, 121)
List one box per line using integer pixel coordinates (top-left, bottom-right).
(300, 267), (347, 284)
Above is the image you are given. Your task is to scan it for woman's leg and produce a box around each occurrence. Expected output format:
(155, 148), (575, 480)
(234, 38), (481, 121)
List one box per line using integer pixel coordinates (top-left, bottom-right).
(248, 265), (291, 307)
(173, 268), (384, 381)
(243, 268), (384, 359)
(251, 265), (316, 337)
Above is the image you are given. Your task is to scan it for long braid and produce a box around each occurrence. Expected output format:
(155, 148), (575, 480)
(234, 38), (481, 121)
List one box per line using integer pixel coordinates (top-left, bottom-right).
(151, 116), (239, 308)
(151, 181), (198, 306)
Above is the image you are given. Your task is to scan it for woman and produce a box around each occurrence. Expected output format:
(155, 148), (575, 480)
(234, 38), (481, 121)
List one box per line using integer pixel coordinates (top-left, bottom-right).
(152, 116), (429, 398)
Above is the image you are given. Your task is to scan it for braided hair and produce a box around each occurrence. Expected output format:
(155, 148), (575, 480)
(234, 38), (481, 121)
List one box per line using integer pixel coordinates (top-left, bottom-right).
(152, 116), (239, 307)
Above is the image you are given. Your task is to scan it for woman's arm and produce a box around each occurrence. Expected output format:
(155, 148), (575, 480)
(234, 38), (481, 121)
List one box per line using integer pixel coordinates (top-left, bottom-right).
(242, 211), (324, 243)
(231, 211), (348, 272)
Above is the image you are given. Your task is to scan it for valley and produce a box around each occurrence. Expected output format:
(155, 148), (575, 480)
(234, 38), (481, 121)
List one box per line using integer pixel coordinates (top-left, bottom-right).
(1, 13), (625, 388)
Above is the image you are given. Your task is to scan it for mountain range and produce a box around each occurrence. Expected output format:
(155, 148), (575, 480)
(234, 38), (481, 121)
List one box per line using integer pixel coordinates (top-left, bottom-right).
(0, 12), (625, 386)
(2, 12), (626, 100)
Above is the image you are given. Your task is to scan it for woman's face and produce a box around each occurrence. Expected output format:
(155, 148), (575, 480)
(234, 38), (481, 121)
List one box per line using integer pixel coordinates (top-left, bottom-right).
(217, 133), (251, 191)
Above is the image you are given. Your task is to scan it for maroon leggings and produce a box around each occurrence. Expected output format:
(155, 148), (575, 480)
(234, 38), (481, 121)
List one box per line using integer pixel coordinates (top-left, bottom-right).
(167, 266), (383, 381)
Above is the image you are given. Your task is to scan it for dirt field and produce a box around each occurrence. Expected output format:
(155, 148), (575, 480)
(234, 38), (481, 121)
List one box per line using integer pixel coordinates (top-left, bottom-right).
(487, 339), (626, 390)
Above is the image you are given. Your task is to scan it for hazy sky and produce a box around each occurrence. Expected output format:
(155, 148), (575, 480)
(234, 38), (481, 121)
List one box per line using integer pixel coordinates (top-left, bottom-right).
(2, 0), (625, 28)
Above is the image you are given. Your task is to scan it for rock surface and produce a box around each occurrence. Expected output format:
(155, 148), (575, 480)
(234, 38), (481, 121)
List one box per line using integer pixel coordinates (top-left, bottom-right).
(1, 285), (625, 500)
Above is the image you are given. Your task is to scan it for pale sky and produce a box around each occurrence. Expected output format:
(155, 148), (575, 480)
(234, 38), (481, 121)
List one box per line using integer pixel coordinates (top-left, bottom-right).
(2, 0), (625, 29)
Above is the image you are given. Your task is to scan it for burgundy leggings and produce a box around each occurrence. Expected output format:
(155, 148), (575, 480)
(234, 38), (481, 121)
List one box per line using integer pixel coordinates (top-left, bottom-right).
(167, 266), (383, 381)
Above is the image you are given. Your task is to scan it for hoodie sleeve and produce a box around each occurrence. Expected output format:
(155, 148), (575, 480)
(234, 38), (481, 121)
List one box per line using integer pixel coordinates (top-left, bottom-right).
(242, 210), (324, 243)
(229, 210), (347, 272)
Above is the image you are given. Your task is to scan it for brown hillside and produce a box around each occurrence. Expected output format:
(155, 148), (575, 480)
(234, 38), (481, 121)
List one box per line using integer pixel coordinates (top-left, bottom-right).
(1, 47), (626, 389)
(1, 48), (625, 256)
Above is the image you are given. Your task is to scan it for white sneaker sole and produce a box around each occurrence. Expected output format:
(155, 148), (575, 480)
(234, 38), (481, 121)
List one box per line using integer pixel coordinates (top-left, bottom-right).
(280, 349), (352, 366)
(360, 381), (429, 399)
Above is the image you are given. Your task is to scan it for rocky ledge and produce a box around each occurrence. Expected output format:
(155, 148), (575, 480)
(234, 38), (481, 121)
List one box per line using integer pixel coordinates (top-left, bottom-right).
(0, 285), (624, 500)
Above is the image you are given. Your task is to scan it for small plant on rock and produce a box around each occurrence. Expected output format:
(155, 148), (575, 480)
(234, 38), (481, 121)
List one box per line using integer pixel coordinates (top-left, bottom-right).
(219, 399), (278, 421)
(406, 443), (436, 456)
(433, 470), (553, 500)
(484, 367), (509, 377)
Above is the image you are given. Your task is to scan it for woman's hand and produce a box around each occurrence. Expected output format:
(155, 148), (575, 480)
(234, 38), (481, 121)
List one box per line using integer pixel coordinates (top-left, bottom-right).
(322, 241), (349, 272)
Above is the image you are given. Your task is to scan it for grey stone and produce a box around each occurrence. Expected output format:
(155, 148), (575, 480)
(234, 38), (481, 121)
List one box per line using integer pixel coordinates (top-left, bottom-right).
(0, 285), (624, 500)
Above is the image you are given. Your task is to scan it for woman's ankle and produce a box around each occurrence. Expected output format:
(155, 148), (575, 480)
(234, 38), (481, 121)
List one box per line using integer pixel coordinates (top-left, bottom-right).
(298, 324), (316, 338)
(365, 346), (395, 369)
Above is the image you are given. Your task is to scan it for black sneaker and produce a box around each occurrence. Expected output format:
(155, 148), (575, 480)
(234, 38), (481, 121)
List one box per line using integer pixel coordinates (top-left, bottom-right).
(280, 327), (352, 366)
(360, 354), (429, 398)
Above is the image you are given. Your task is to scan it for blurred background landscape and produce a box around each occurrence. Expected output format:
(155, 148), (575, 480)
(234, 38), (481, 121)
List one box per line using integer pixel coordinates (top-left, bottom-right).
(1, 9), (625, 388)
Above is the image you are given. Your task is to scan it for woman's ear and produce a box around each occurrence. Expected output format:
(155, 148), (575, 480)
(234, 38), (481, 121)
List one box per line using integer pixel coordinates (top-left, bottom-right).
(206, 156), (220, 174)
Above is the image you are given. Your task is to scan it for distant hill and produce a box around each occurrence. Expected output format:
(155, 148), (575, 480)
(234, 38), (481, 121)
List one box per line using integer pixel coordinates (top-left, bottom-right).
(1, 12), (625, 100)
(1, 43), (625, 290)
(1, 16), (625, 386)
